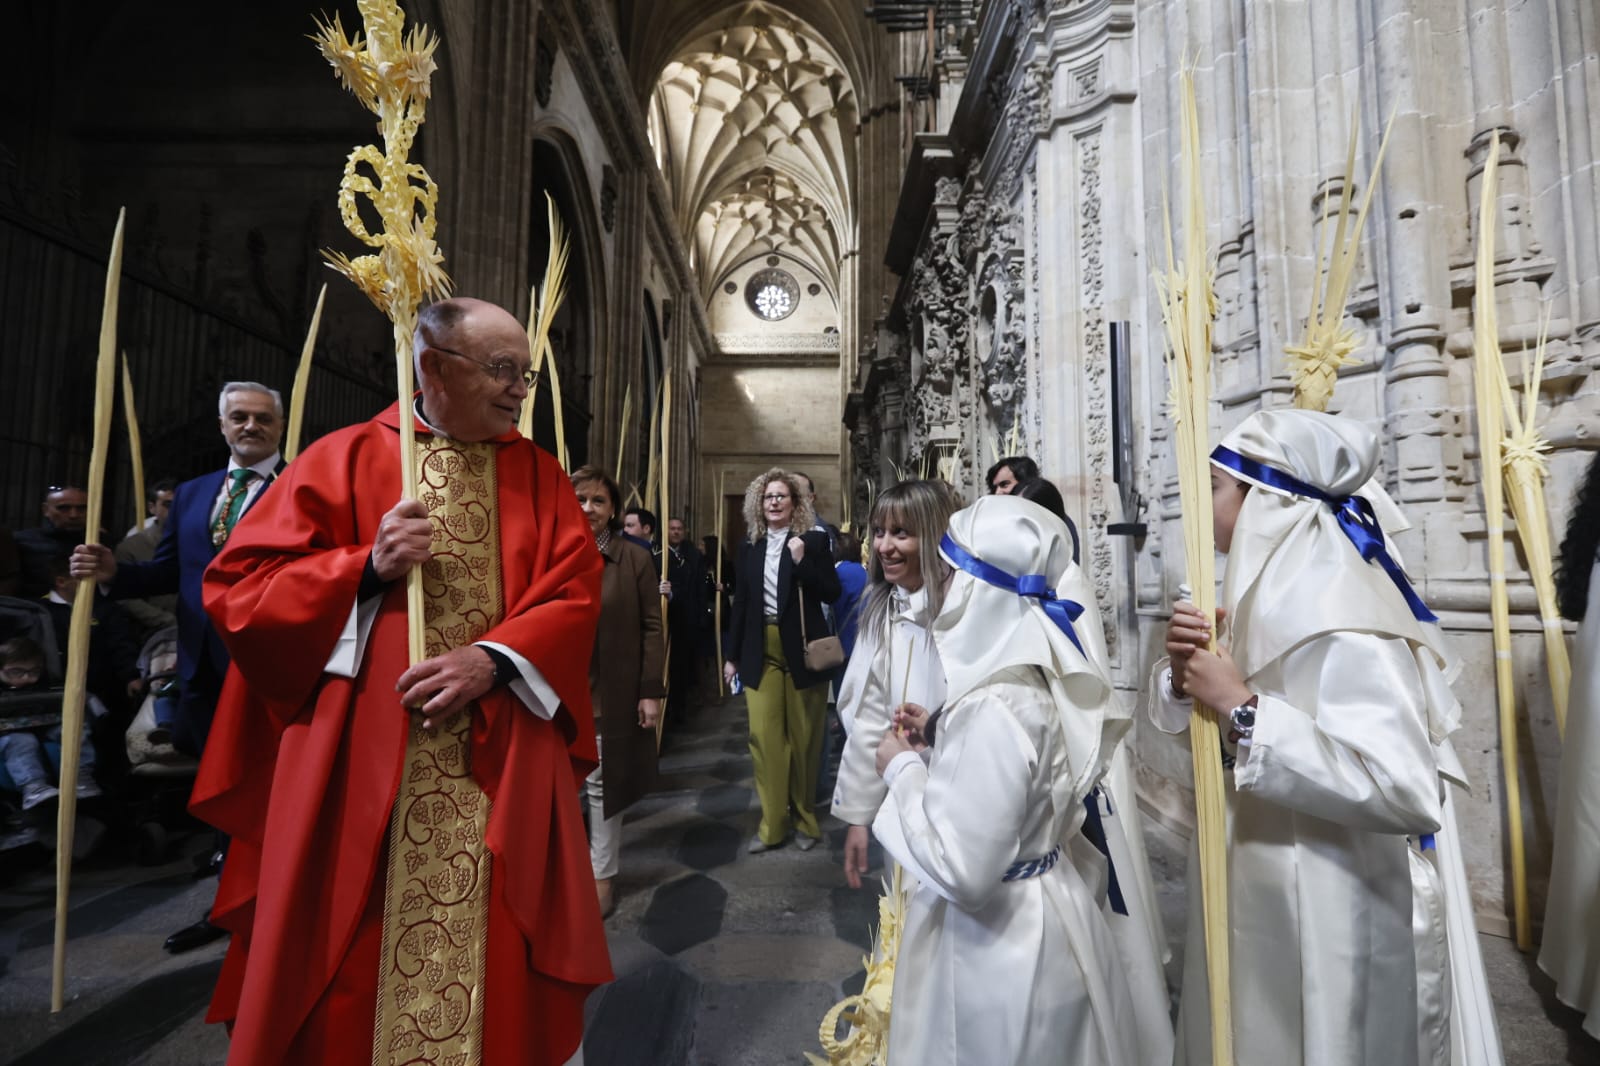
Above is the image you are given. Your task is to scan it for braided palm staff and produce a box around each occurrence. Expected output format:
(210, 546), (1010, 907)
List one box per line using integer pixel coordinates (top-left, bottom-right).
(312, 0), (453, 665)
(805, 865), (910, 1066)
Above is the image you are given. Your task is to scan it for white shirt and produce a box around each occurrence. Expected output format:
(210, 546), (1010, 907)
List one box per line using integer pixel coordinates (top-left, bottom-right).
(209, 452), (282, 526)
(763, 528), (788, 618)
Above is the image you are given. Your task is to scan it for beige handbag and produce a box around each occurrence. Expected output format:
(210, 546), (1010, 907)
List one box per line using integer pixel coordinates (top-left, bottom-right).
(798, 585), (845, 672)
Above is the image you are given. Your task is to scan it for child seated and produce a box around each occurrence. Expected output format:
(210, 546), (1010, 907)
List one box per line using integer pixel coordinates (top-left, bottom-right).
(871, 495), (1141, 1066)
(0, 637), (100, 810)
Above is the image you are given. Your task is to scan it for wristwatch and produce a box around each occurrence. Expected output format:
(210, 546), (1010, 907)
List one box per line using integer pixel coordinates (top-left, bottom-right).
(1226, 694), (1259, 746)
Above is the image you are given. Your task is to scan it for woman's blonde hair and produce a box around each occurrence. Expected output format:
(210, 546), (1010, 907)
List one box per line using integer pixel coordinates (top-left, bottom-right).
(741, 468), (816, 541)
(858, 479), (962, 639)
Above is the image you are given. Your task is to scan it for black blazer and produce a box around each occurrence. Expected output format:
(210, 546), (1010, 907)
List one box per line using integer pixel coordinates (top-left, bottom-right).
(725, 529), (840, 691)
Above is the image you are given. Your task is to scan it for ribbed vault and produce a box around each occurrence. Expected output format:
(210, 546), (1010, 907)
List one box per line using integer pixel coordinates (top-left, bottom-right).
(649, 1), (857, 305)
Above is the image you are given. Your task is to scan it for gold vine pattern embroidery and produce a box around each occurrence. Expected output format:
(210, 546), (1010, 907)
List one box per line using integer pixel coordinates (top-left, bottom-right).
(374, 437), (501, 1066)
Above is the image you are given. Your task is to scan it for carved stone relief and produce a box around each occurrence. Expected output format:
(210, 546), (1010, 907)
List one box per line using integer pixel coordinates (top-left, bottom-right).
(1077, 128), (1119, 660)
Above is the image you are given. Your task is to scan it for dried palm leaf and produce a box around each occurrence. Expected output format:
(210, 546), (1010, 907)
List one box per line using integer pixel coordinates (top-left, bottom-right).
(655, 366), (673, 746)
(54, 209), (125, 1012)
(1470, 133), (1530, 950)
(314, 0), (453, 667)
(1286, 109), (1395, 411)
(615, 384), (632, 480)
(805, 864), (910, 1065)
(526, 193), (572, 468)
(1494, 307), (1569, 738)
(1151, 65), (1234, 1064)
(284, 284), (327, 463)
(120, 352), (144, 534)
(644, 378), (663, 512)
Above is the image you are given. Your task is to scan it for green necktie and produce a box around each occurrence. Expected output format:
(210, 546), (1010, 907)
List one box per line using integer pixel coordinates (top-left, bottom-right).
(211, 469), (255, 547)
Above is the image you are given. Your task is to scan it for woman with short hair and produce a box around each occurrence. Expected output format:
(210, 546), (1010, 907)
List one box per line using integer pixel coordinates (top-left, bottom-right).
(723, 469), (841, 853)
(570, 464), (665, 916)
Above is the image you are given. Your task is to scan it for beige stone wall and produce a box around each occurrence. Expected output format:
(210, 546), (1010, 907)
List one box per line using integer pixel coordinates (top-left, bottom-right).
(698, 364), (844, 535)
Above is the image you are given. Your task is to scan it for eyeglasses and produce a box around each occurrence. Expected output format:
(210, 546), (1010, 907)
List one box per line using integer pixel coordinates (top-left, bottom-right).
(430, 345), (539, 389)
(762, 493), (792, 503)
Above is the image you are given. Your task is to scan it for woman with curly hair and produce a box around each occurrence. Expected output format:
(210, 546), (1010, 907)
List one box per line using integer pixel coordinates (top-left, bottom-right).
(1539, 451), (1600, 1038)
(723, 468), (841, 852)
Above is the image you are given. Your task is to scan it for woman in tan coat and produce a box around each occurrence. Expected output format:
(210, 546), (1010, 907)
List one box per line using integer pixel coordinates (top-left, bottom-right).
(571, 465), (666, 916)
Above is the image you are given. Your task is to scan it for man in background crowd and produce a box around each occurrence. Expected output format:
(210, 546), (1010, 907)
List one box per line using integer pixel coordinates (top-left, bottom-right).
(114, 478), (179, 642)
(985, 455), (1039, 495)
(15, 485), (90, 599)
(663, 516), (704, 731)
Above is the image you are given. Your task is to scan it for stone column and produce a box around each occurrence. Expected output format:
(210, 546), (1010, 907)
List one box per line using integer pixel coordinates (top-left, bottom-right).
(447, 0), (538, 306)
(1369, 0), (1455, 508)
(599, 169), (647, 469)
(1550, 2), (1600, 361)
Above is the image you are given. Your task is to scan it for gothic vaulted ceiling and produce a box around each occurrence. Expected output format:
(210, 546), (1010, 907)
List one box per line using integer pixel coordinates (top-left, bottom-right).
(649, 1), (858, 305)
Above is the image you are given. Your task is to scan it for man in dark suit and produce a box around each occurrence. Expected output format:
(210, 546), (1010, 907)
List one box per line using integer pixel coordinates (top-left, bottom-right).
(71, 380), (285, 953)
(662, 516), (704, 732)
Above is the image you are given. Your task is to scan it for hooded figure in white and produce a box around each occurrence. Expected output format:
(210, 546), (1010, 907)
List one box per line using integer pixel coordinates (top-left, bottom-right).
(872, 495), (1140, 1066)
(1537, 453), (1600, 1042)
(1154, 408), (1501, 1066)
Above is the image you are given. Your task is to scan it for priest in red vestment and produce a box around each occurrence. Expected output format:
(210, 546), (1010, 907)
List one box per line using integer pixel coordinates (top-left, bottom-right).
(195, 297), (611, 1066)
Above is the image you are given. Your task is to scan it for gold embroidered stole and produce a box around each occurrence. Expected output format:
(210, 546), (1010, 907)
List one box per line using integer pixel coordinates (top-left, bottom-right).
(374, 436), (501, 1066)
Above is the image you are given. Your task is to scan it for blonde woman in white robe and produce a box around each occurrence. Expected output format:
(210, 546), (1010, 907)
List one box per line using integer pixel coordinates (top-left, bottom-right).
(833, 480), (960, 886)
(870, 496), (1140, 1066)
(1156, 410), (1462, 1066)
(1539, 451), (1600, 1039)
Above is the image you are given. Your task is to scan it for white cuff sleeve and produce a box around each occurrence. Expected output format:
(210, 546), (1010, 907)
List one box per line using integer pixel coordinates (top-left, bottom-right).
(882, 749), (923, 788)
(1149, 664), (1194, 735)
(322, 603), (560, 723)
(475, 641), (560, 720)
(325, 595), (383, 678)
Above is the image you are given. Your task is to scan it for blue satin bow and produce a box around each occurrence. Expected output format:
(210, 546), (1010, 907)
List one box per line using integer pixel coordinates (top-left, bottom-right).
(939, 535), (1087, 657)
(939, 534), (1125, 913)
(1210, 445), (1438, 624)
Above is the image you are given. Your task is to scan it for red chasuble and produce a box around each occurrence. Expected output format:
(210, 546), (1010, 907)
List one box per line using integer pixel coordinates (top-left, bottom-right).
(194, 402), (610, 1066)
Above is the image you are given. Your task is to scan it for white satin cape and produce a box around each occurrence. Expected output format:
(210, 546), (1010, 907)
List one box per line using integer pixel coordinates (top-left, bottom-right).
(1151, 630), (1445, 1066)
(836, 586), (1173, 1066)
(1538, 560), (1600, 1039)
(874, 666), (1140, 1066)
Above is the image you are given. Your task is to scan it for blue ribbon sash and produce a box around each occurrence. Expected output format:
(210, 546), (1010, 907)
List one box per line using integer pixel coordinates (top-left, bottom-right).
(1002, 845), (1061, 883)
(1080, 788), (1128, 915)
(1209, 445), (1438, 624)
(938, 534), (1087, 657)
(939, 534), (1128, 912)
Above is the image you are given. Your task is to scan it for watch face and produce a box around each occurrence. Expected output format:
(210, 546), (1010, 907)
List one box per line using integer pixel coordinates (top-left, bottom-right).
(1233, 706), (1256, 729)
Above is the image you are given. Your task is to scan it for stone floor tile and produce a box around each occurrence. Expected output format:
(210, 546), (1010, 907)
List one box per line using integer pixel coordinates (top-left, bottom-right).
(639, 872), (728, 957)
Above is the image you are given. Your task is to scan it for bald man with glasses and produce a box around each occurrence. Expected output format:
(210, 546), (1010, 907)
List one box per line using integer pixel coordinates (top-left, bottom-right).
(181, 297), (608, 1066)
